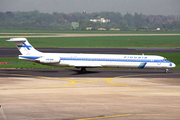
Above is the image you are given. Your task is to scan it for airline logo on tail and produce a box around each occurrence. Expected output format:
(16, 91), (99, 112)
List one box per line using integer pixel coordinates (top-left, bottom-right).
(7, 38), (41, 55)
(17, 43), (32, 50)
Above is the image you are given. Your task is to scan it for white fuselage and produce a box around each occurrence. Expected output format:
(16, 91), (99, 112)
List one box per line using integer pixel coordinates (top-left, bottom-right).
(19, 52), (176, 69)
(7, 37), (176, 71)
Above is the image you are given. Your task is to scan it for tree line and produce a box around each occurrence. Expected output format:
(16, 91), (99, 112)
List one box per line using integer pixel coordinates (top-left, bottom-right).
(0, 10), (180, 31)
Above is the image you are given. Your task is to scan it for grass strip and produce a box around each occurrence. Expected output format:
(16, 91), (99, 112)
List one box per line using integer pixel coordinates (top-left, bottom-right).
(1, 36), (180, 48)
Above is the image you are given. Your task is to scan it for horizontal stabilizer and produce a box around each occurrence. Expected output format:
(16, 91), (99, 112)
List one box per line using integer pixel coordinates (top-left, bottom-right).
(7, 38), (27, 42)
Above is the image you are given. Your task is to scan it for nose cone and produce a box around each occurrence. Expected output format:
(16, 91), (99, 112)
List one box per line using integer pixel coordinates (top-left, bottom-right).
(170, 62), (176, 68)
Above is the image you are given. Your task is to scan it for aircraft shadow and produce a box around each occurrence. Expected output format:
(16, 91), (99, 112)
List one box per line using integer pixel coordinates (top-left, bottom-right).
(69, 69), (100, 75)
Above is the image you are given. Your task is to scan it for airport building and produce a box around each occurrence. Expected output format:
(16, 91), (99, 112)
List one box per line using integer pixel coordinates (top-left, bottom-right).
(90, 18), (110, 23)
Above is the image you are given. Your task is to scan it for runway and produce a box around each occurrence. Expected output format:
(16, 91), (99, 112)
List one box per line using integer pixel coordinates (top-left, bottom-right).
(1, 47), (180, 57)
(0, 69), (180, 120)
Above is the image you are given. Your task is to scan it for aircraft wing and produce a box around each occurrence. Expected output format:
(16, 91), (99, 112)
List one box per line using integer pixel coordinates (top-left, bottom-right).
(69, 63), (102, 68)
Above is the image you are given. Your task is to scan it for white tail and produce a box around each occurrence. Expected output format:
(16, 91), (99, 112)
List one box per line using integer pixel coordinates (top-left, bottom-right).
(7, 38), (41, 55)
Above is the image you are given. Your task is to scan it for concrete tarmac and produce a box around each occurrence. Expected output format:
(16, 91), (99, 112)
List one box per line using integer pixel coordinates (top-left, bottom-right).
(0, 69), (180, 120)
(1, 34), (180, 119)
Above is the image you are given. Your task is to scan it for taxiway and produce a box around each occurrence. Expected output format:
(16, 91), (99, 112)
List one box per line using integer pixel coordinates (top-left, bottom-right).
(0, 69), (180, 120)
(0, 47), (180, 57)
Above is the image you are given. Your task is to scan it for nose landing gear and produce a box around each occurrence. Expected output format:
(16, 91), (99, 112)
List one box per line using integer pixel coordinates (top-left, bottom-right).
(165, 69), (169, 73)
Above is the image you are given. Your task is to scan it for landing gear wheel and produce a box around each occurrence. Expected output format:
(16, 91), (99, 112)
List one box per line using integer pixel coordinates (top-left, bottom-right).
(81, 68), (86, 73)
(165, 69), (169, 73)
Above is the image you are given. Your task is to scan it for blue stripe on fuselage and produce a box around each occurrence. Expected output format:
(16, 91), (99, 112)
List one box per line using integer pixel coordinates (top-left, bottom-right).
(60, 57), (168, 63)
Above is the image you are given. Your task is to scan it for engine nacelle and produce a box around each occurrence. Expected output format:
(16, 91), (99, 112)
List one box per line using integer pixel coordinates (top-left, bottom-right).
(35, 57), (60, 64)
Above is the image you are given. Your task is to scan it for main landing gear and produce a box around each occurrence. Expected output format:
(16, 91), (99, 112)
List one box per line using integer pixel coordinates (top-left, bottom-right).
(81, 67), (86, 73)
(165, 69), (169, 73)
(75, 67), (87, 73)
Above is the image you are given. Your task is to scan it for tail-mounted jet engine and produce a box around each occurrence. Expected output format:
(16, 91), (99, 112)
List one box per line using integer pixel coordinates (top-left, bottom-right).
(35, 56), (60, 64)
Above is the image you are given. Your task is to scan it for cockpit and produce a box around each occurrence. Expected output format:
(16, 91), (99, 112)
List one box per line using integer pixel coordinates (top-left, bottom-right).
(163, 58), (167, 61)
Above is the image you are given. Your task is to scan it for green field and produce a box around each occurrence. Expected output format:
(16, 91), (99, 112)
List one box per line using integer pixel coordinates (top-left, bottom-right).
(0, 53), (179, 70)
(0, 57), (60, 69)
(1, 36), (180, 48)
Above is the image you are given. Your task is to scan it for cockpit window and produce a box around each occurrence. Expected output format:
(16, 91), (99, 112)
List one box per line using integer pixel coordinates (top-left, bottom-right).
(163, 58), (167, 61)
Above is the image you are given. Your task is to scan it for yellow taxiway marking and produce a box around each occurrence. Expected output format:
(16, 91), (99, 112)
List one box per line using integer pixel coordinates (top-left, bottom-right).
(1, 72), (180, 91)
(0, 73), (75, 90)
(76, 114), (132, 120)
(106, 73), (180, 88)
(74, 78), (107, 84)
(77, 114), (180, 120)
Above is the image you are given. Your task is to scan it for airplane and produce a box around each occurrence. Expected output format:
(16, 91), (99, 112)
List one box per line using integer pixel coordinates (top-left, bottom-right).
(7, 38), (176, 73)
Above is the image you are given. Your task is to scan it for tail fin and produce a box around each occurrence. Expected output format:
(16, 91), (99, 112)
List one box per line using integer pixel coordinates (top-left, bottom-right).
(7, 38), (41, 55)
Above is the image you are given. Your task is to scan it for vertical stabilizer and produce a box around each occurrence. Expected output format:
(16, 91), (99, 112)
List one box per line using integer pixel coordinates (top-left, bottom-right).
(7, 38), (41, 55)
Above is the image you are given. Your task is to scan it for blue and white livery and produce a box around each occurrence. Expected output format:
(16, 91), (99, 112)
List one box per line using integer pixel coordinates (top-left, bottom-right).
(7, 38), (176, 73)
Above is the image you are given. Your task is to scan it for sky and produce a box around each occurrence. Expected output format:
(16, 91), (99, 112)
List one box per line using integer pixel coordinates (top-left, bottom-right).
(0, 0), (180, 15)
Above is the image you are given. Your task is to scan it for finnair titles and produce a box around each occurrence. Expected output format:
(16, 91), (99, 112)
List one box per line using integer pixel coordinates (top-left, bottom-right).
(7, 38), (176, 73)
